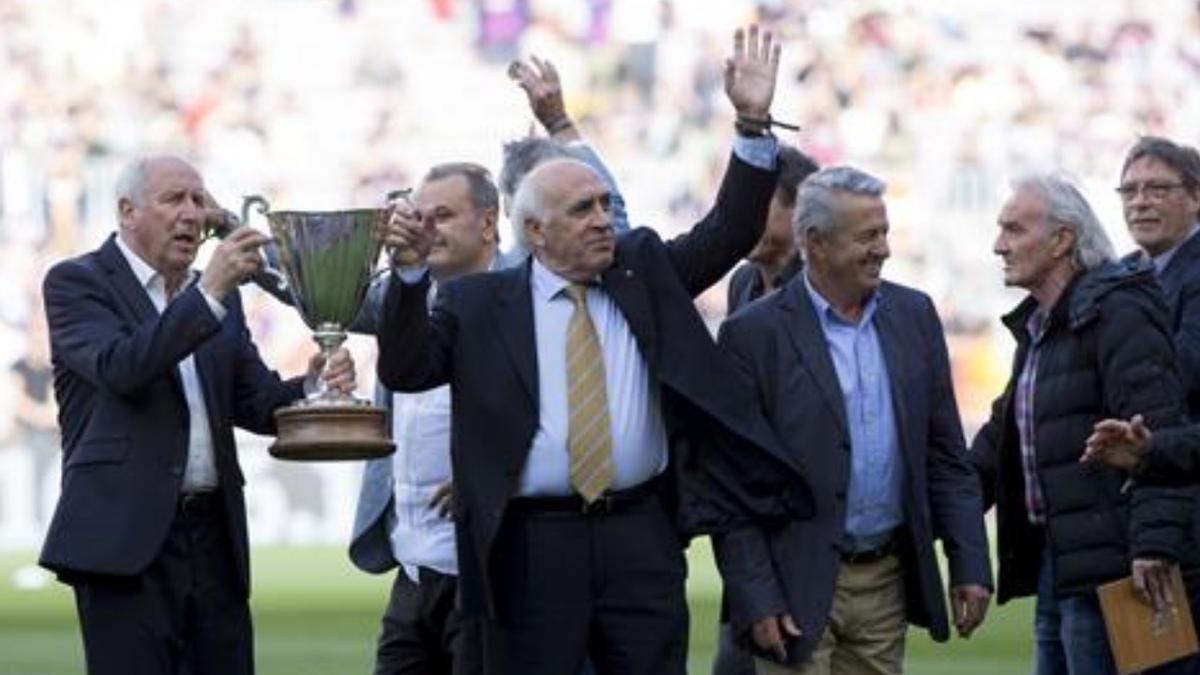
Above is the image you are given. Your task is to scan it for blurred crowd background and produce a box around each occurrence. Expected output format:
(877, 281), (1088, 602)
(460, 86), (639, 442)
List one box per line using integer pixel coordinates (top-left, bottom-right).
(3, 0), (1199, 550)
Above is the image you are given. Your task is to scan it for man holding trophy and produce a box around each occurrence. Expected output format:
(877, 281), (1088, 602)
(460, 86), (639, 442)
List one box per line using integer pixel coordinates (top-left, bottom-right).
(38, 155), (358, 675)
(376, 26), (813, 675)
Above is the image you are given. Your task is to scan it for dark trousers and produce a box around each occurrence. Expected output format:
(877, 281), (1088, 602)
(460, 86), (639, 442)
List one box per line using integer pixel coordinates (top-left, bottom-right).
(373, 566), (479, 675)
(482, 491), (688, 675)
(70, 493), (251, 675)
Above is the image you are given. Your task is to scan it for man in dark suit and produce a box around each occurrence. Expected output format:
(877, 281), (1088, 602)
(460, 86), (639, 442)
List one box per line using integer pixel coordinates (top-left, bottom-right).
(39, 155), (356, 675)
(348, 59), (629, 675)
(713, 142), (817, 675)
(725, 144), (818, 315)
(1118, 136), (1200, 418)
(375, 26), (813, 675)
(1085, 136), (1200, 674)
(715, 166), (992, 675)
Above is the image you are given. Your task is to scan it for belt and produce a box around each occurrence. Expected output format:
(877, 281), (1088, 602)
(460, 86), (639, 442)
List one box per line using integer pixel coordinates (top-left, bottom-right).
(841, 538), (896, 565)
(511, 478), (661, 516)
(178, 491), (221, 516)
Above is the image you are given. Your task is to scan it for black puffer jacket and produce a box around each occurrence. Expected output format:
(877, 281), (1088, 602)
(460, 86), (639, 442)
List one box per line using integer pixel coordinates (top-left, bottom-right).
(972, 260), (1193, 603)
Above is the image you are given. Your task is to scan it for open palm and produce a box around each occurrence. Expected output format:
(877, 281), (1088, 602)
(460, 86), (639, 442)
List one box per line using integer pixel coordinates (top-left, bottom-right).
(724, 25), (781, 119)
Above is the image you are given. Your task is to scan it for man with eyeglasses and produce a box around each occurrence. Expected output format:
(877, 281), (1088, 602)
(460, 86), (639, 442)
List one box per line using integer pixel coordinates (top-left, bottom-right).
(1119, 137), (1200, 417)
(1109, 136), (1200, 674)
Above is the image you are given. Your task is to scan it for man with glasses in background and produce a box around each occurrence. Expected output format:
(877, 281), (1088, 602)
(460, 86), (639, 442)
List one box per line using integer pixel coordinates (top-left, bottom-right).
(1111, 136), (1200, 674)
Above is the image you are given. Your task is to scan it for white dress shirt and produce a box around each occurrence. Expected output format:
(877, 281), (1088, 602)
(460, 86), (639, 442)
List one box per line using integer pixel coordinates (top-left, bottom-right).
(115, 235), (225, 493)
(518, 258), (668, 497)
(388, 384), (458, 580)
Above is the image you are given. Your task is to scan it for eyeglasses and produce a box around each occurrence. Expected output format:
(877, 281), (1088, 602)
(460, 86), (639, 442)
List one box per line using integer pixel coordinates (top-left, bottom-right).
(1115, 181), (1188, 202)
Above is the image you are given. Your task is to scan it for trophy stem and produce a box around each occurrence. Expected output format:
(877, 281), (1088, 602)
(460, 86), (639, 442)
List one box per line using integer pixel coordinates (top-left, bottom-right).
(311, 322), (347, 402)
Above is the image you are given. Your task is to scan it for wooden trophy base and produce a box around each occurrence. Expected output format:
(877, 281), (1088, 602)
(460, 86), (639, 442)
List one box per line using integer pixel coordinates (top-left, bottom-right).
(269, 402), (394, 461)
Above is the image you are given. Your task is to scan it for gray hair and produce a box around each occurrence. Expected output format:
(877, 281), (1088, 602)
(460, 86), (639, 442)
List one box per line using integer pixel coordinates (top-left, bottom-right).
(508, 158), (601, 253)
(114, 157), (156, 212)
(792, 166), (887, 242)
(114, 154), (193, 217)
(1011, 173), (1115, 271)
(499, 137), (579, 216)
(508, 172), (548, 253)
(1122, 136), (1200, 194)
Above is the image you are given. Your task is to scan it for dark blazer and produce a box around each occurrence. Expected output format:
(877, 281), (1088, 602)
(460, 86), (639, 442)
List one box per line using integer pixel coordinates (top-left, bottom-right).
(39, 235), (304, 595)
(714, 277), (991, 663)
(726, 255), (802, 314)
(377, 154), (814, 618)
(1124, 230), (1200, 418)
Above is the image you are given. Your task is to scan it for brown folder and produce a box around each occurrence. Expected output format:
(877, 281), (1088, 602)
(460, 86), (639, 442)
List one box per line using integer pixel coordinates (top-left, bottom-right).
(1098, 566), (1198, 675)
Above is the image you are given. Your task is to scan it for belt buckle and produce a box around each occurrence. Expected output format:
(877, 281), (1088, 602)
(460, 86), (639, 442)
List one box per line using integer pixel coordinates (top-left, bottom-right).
(581, 494), (613, 515)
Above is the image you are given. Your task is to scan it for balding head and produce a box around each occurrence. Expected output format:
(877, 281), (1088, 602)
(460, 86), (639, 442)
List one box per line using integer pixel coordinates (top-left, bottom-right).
(510, 159), (614, 281)
(115, 154), (207, 286)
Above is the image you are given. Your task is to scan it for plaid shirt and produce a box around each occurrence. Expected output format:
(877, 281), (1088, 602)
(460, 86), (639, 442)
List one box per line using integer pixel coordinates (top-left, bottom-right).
(1015, 310), (1049, 524)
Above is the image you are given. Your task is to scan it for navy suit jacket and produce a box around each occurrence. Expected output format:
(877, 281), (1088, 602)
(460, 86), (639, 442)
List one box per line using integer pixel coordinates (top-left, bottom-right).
(376, 154), (814, 618)
(714, 277), (991, 663)
(39, 235), (304, 595)
(1149, 231), (1200, 417)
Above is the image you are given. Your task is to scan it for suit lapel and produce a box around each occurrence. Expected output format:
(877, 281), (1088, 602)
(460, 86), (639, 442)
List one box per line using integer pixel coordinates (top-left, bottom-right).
(494, 262), (538, 404)
(779, 280), (849, 435)
(873, 292), (912, 456)
(98, 235), (159, 323)
(99, 235), (186, 397)
(1160, 232), (1200, 314)
(601, 254), (659, 367)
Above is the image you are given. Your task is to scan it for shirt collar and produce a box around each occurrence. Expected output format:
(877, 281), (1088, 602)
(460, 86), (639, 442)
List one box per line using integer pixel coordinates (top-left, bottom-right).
(114, 233), (197, 296)
(114, 233), (159, 292)
(531, 257), (599, 303)
(802, 271), (881, 327)
(1150, 222), (1200, 274)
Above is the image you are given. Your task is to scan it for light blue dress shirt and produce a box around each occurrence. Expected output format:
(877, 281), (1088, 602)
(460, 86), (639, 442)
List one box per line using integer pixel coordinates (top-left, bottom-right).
(804, 274), (904, 550)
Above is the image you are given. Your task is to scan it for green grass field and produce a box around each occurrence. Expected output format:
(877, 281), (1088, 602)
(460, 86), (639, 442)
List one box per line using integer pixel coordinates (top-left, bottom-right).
(0, 541), (1032, 674)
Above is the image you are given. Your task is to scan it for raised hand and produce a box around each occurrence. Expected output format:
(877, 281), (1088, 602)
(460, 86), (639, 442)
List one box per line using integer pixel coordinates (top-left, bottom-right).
(724, 24), (781, 120)
(508, 56), (578, 139)
(200, 226), (272, 300)
(378, 199), (435, 267)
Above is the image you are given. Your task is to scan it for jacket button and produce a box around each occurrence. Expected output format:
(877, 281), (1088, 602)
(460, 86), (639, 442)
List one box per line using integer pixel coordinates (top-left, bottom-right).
(841, 442), (850, 451)
(835, 490), (846, 500)
(170, 465), (184, 476)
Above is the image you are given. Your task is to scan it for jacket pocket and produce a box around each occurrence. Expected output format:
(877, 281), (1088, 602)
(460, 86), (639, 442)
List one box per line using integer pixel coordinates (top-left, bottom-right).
(65, 437), (130, 468)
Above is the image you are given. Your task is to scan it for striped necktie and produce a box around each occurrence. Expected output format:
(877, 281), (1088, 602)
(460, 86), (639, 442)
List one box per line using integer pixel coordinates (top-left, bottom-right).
(564, 283), (614, 503)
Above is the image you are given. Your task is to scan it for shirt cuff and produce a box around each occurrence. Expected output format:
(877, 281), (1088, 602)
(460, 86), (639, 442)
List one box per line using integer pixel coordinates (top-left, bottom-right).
(199, 286), (227, 321)
(732, 134), (778, 171)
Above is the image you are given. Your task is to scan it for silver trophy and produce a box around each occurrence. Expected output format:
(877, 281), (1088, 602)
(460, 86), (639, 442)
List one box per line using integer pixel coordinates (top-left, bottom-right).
(241, 195), (396, 461)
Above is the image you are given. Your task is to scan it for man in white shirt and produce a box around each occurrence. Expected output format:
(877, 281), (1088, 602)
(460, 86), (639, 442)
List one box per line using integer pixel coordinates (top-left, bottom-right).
(349, 162), (501, 675)
(39, 154), (356, 675)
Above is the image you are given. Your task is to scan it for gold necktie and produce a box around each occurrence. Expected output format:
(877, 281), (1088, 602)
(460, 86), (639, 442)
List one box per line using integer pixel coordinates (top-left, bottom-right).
(564, 283), (614, 503)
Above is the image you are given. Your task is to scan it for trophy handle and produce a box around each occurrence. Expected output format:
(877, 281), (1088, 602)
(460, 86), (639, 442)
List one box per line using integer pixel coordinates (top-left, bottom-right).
(383, 188), (423, 267)
(239, 195), (292, 303)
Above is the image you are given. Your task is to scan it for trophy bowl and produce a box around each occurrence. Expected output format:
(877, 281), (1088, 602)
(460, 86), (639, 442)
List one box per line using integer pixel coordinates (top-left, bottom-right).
(244, 196), (395, 461)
